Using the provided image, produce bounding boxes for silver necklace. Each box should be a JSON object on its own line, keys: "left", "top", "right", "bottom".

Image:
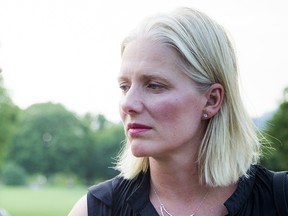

{"left": 153, "top": 187, "right": 209, "bottom": 216}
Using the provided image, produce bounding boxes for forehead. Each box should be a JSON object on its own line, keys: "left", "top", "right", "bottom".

{"left": 119, "top": 39, "right": 181, "bottom": 77}
{"left": 118, "top": 39, "right": 198, "bottom": 91}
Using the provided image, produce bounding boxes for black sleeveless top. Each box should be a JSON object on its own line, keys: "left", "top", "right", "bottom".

{"left": 87, "top": 165, "right": 286, "bottom": 215}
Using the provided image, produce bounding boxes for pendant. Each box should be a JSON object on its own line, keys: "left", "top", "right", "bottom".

{"left": 160, "top": 204, "right": 174, "bottom": 216}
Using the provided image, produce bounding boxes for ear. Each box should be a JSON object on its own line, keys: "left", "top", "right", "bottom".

{"left": 203, "top": 83, "right": 224, "bottom": 119}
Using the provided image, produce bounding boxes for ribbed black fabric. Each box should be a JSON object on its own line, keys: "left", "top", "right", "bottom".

{"left": 87, "top": 165, "right": 285, "bottom": 215}
{"left": 273, "top": 171, "right": 288, "bottom": 215}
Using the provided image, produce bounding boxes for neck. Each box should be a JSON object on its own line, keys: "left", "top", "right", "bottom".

{"left": 148, "top": 157, "right": 236, "bottom": 216}
{"left": 149, "top": 155, "right": 201, "bottom": 187}
{"left": 149, "top": 156, "right": 207, "bottom": 205}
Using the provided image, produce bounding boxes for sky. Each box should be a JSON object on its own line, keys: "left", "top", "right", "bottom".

{"left": 0, "top": 0, "right": 287, "bottom": 122}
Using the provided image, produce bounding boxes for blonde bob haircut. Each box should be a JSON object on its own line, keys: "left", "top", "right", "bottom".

{"left": 115, "top": 7, "right": 261, "bottom": 187}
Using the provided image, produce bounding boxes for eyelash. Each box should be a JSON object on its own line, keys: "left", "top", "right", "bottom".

{"left": 146, "top": 82, "right": 165, "bottom": 90}
{"left": 118, "top": 81, "right": 167, "bottom": 93}
{"left": 119, "top": 83, "right": 130, "bottom": 93}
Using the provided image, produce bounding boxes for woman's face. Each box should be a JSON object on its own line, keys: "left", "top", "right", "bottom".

{"left": 118, "top": 39, "right": 208, "bottom": 159}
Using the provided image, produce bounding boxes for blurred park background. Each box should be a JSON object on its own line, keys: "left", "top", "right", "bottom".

{"left": 0, "top": 74, "right": 125, "bottom": 215}
{"left": 1, "top": 0, "right": 288, "bottom": 215}
{"left": 1, "top": 73, "right": 288, "bottom": 215}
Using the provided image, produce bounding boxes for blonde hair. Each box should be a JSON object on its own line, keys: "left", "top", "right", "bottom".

{"left": 116, "top": 7, "right": 261, "bottom": 187}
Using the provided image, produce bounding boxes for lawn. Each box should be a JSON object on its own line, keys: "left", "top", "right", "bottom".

{"left": 0, "top": 186, "right": 87, "bottom": 216}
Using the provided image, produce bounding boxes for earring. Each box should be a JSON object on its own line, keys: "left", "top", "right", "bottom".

{"left": 203, "top": 113, "right": 208, "bottom": 119}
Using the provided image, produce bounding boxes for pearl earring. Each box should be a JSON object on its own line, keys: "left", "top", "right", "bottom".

{"left": 203, "top": 113, "right": 208, "bottom": 118}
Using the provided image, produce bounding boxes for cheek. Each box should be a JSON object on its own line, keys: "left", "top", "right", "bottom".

{"left": 152, "top": 102, "right": 178, "bottom": 122}
{"left": 150, "top": 96, "right": 203, "bottom": 125}
{"left": 150, "top": 98, "right": 185, "bottom": 121}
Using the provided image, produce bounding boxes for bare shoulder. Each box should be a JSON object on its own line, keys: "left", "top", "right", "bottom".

{"left": 68, "top": 194, "right": 88, "bottom": 216}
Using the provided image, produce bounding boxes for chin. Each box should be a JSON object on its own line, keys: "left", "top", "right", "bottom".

{"left": 130, "top": 141, "right": 151, "bottom": 157}
{"left": 131, "top": 147, "right": 149, "bottom": 158}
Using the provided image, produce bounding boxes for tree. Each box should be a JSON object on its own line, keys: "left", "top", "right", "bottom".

{"left": 261, "top": 87, "right": 288, "bottom": 170}
{"left": 0, "top": 75, "right": 18, "bottom": 166}
{"left": 7, "top": 102, "right": 88, "bottom": 177}
{"left": 80, "top": 114, "right": 124, "bottom": 184}
{"left": 93, "top": 123, "right": 125, "bottom": 180}
{"left": 0, "top": 162, "right": 27, "bottom": 185}
{"left": 6, "top": 103, "right": 125, "bottom": 184}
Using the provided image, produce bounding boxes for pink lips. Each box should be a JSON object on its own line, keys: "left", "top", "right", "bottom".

{"left": 127, "top": 123, "right": 152, "bottom": 136}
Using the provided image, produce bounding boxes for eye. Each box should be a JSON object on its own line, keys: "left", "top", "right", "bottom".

{"left": 146, "top": 82, "right": 167, "bottom": 91}
{"left": 119, "top": 83, "right": 130, "bottom": 93}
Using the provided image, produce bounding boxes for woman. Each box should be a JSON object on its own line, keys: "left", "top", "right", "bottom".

{"left": 69, "top": 7, "right": 285, "bottom": 215}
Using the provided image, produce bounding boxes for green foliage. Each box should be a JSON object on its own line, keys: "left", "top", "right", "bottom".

{"left": 6, "top": 102, "right": 88, "bottom": 177}
{"left": 93, "top": 123, "right": 125, "bottom": 180}
{"left": 79, "top": 114, "right": 124, "bottom": 184}
{"left": 4, "top": 103, "right": 125, "bottom": 184}
{"left": 1, "top": 76, "right": 125, "bottom": 184}
{"left": 0, "top": 75, "right": 19, "bottom": 166}
{"left": 261, "top": 87, "right": 288, "bottom": 170}
{"left": 0, "top": 162, "right": 27, "bottom": 185}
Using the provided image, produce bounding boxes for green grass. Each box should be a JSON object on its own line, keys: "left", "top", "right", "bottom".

{"left": 0, "top": 186, "right": 87, "bottom": 216}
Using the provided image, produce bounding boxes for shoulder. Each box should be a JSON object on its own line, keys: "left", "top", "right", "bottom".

{"left": 245, "top": 165, "right": 275, "bottom": 196}
{"left": 253, "top": 164, "right": 274, "bottom": 186}
{"left": 68, "top": 194, "right": 87, "bottom": 216}
{"left": 225, "top": 165, "right": 279, "bottom": 215}
{"left": 88, "top": 173, "right": 146, "bottom": 206}
{"left": 68, "top": 173, "right": 149, "bottom": 216}
{"left": 252, "top": 164, "right": 288, "bottom": 192}
{"left": 67, "top": 177, "right": 127, "bottom": 216}
{"left": 87, "top": 172, "right": 148, "bottom": 214}
{"left": 88, "top": 175, "right": 125, "bottom": 207}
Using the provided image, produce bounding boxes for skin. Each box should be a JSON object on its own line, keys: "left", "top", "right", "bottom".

{"left": 118, "top": 39, "right": 208, "bottom": 161}
{"left": 68, "top": 194, "right": 87, "bottom": 216}
{"left": 68, "top": 38, "right": 233, "bottom": 215}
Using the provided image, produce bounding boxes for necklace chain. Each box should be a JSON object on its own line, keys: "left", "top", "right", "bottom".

{"left": 153, "top": 186, "right": 209, "bottom": 216}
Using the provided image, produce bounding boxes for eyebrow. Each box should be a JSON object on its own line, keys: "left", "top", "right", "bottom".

{"left": 117, "top": 75, "right": 127, "bottom": 83}
{"left": 118, "top": 72, "right": 170, "bottom": 83}
{"left": 141, "top": 74, "right": 169, "bottom": 82}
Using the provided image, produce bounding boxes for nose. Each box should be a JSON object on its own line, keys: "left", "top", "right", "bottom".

{"left": 119, "top": 86, "right": 143, "bottom": 115}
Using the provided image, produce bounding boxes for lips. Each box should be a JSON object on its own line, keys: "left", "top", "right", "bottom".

{"left": 127, "top": 123, "right": 152, "bottom": 136}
